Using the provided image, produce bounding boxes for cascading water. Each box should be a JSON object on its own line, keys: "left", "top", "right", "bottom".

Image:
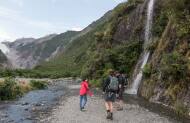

{"left": 126, "top": 0, "right": 155, "bottom": 95}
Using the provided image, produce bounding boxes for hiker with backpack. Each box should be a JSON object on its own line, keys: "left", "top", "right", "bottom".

{"left": 116, "top": 71, "right": 128, "bottom": 111}
{"left": 102, "top": 70, "right": 119, "bottom": 120}
{"left": 79, "top": 79, "right": 93, "bottom": 111}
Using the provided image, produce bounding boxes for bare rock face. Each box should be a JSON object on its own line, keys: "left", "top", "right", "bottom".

{"left": 3, "top": 34, "right": 57, "bottom": 69}
{"left": 0, "top": 49, "right": 10, "bottom": 68}
{"left": 3, "top": 31, "right": 81, "bottom": 69}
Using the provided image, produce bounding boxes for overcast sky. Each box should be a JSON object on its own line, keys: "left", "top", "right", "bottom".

{"left": 0, "top": 0, "right": 125, "bottom": 41}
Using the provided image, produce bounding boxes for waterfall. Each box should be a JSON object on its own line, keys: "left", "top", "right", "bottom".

{"left": 126, "top": 0, "right": 155, "bottom": 95}
{"left": 144, "top": 0, "right": 155, "bottom": 49}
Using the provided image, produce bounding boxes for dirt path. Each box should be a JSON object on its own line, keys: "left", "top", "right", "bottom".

{"left": 40, "top": 84, "right": 178, "bottom": 123}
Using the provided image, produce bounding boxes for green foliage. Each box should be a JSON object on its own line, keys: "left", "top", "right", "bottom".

{"left": 174, "top": 100, "right": 189, "bottom": 116}
{"left": 163, "top": 0, "right": 190, "bottom": 38}
{"left": 143, "top": 64, "right": 152, "bottom": 79}
{"left": 153, "top": 0, "right": 190, "bottom": 38}
{"left": 0, "top": 78, "right": 23, "bottom": 100}
{"left": 166, "top": 84, "right": 187, "bottom": 101}
{"left": 90, "top": 79, "right": 101, "bottom": 88}
{"left": 112, "top": 0, "right": 144, "bottom": 17}
{"left": 0, "top": 68, "right": 77, "bottom": 79}
{"left": 0, "top": 78, "right": 48, "bottom": 100}
{"left": 146, "top": 39, "right": 159, "bottom": 53}
{"left": 153, "top": 10, "right": 169, "bottom": 37}
{"left": 176, "top": 15, "right": 190, "bottom": 38}
{"left": 30, "top": 80, "right": 47, "bottom": 90}
{"left": 141, "top": 79, "right": 155, "bottom": 99}
{"left": 81, "top": 41, "right": 142, "bottom": 79}
{"left": 160, "top": 52, "right": 188, "bottom": 82}
{"left": 95, "top": 32, "right": 104, "bottom": 43}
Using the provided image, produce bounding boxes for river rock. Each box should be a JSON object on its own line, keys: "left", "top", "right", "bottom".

{"left": 25, "top": 108, "right": 29, "bottom": 111}
{"left": 35, "top": 103, "right": 44, "bottom": 106}
{"left": 22, "top": 102, "right": 29, "bottom": 106}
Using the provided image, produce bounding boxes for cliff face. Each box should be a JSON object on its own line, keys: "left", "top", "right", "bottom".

{"left": 139, "top": 0, "right": 190, "bottom": 117}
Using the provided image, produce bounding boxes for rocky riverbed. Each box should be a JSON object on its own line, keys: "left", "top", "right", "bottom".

{"left": 0, "top": 79, "right": 189, "bottom": 123}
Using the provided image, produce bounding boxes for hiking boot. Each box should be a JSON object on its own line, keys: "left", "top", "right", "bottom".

{"left": 80, "top": 107, "right": 84, "bottom": 111}
{"left": 106, "top": 112, "right": 111, "bottom": 119}
{"left": 110, "top": 113, "right": 113, "bottom": 120}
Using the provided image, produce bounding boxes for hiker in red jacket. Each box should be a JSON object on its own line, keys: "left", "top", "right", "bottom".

{"left": 79, "top": 79, "right": 93, "bottom": 111}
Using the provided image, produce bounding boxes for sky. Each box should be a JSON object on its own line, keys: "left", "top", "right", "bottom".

{"left": 0, "top": 0, "right": 125, "bottom": 42}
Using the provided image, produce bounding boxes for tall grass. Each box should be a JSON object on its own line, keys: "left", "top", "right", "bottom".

{"left": 0, "top": 78, "right": 23, "bottom": 100}
{"left": 0, "top": 78, "right": 48, "bottom": 101}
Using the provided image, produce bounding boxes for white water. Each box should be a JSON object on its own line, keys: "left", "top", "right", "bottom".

{"left": 126, "top": 0, "right": 155, "bottom": 95}
{"left": 144, "top": 0, "right": 155, "bottom": 49}
{"left": 0, "top": 42, "right": 9, "bottom": 54}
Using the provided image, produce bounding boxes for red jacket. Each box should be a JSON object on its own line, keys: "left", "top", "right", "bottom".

{"left": 79, "top": 80, "right": 92, "bottom": 96}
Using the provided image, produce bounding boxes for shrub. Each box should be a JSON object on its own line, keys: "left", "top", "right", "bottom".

{"left": 18, "top": 80, "right": 32, "bottom": 93}
{"left": 153, "top": 10, "right": 169, "bottom": 37}
{"left": 174, "top": 100, "right": 189, "bottom": 116}
{"left": 160, "top": 52, "right": 188, "bottom": 82}
{"left": 81, "top": 41, "right": 142, "bottom": 79}
{"left": 141, "top": 79, "right": 155, "bottom": 99}
{"left": 166, "top": 84, "right": 185, "bottom": 101}
{"left": 146, "top": 39, "right": 159, "bottom": 53}
{"left": 30, "top": 80, "right": 47, "bottom": 90}
{"left": 143, "top": 64, "right": 152, "bottom": 79}
{"left": 0, "top": 78, "right": 23, "bottom": 100}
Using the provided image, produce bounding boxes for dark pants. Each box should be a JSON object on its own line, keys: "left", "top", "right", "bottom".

{"left": 118, "top": 87, "right": 124, "bottom": 100}
{"left": 80, "top": 94, "right": 87, "bottom": 109}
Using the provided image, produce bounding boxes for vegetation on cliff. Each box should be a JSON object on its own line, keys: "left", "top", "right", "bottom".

{"left": 141, "top": 0, "right": 190, "bottom": 117}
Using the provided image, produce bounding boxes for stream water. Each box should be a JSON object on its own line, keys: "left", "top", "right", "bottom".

{"left": 0, "top": 79, "right": 68, "bottom": 123}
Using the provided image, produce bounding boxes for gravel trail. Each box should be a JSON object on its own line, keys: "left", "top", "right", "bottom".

{"left": 41, "top": 84, "right": 177, "bottom": 123}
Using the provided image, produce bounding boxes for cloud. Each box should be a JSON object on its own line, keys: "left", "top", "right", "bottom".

{"left": 0, "top": 28, "right": 16, "bottom": 41}
{"left": 51, "top": 0, "right": 58, "bottom": 4}
{"left": 11, "top": 0, "right": 24, "bottom": 7}
{"left": 0, "top": 6, "right": 64, "bottom": 39}
{"left": 71, "top": 27, "right": 82, "bottom": 31}
{"left": 0, "top": 6, "right": 21, "bottom": 19}
{"left": 113, "top": 0, "right": 126, "bottom": 3}
{"left": 0, "top": 29, "right": 11, "bottom": 40}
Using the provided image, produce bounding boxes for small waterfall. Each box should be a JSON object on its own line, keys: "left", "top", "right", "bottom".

{"left": 126, "top": 0, "right": 155, "bottom": 95}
